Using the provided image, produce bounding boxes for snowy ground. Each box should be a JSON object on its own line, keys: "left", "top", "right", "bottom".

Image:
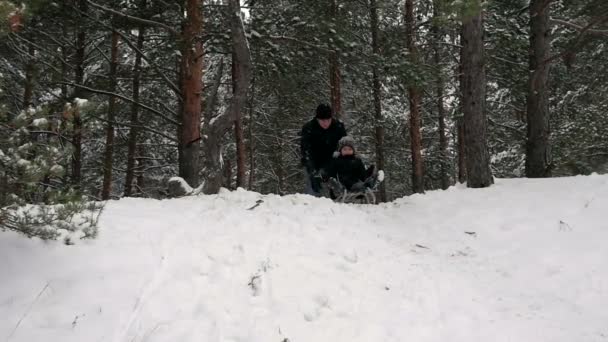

{"left": 2, "top": 175, "right": 608, "bottom": 342}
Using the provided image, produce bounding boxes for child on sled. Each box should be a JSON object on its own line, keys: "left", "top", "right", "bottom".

{"left": 322, "top": 136, "right": 382, "bottom": 200}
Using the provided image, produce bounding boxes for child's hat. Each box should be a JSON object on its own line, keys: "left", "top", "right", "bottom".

{"left": 338, "top": 136, "right": 356, "bottom": 152}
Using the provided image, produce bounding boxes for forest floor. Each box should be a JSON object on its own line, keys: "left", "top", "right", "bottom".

{"left": 2, "top": 174, "right": 608, "bottom": 342}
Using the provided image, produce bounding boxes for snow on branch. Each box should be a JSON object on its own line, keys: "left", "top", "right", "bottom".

{"left": 551, "top": 17, "right": 608, "bottom": 36}
{"left": 86, "top": 0, "right": 179, "bottom": 36}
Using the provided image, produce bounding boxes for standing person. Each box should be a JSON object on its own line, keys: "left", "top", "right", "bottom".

{"left": 300, "top": 103, "right": 347, "bottom": 196}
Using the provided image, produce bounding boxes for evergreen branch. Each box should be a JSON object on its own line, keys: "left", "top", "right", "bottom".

{"left": 550, "top": 18, "right": 608, "bottom": 36}
{"left": 74, "top": 6, "right": 182, "bottom": 98}
{"left": 266, "top": 35, "right": 335, "bottom": 53}
{"left": 92, "top": 116, "right": 178, "bottom": 143}
{"left": 112, "top": 29, "right": 182, "bottom": 99}
{"left": 58, "top": 82, "right": 179, "bottom": 126}
{"left": 544, "top": 15, "right": 608, "bottom": 65}
{"left": 86, "top": 0, "right": 179, "bottom": 36}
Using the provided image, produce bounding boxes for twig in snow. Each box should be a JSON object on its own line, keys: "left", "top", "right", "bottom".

{"left": 559, "top": 220, "right": 573, "bottom": 231}
{"left": 415, "top": 244, "right": 430, "bottom": 249}
{"left": 247, "top": 199, "right": 263, "bottom": 210}
{"left": 465, "top": 231, "right": 477, "bottom": 237}
{"left": 7, "top": 282, "right": 49, "bottom": 340}
{"left": 71, "top": 314, "right": 85, "bottom": 328}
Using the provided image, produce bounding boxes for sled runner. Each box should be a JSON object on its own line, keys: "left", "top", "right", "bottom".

{"left": 326, "top": 170, "right": 385, "bottom": 205}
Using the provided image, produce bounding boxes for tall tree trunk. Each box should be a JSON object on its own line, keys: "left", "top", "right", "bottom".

{"left": 369, "top": 0, "right": 386, "bottom": 202}
{"left": 328, "top": 0, "right": 342, "bottom": 119}
{"left": 125, "top": 24, "right": 146, "bottom": 197}
{"left": 223, "top": 159, "right": 233, "bottom": 189}
{"left": 461, "top": 4, "right": 493, "bottom": 188}
{"left": 136, "top": 142, "right": 146, "bottom": 193}
{"left": 457, "top": 29, "right": 467, "bottom": 184}
{"left": 201, "top": 0, "right": 252, "bottom": 194}
{"left": 71, "top": 0, "right": 87, "bottom": 186}
{"left": 232, "top": 50, "right": 247, "bottom": 188}
{"left": 525, "top": 0, "right": 552, "bottom": 177}
{"left": 247, "top": 77, "right": 256, "bottom": 191}
{"left": 457, "top": 118, "right": 467, "bottom": 183}
{"left": 101, "top": 30, "right": 119, "bottom": 200}
{"left": 405, "top": 0, "right": 424, "bottom": 194}
{"left": 433, "top": 0, "right": 449, "bottom": 190}
{"left": 59, "top": 14, "right": 70, "bottom": 185}
{"left": 23, "top": 44, "right": 35, "bottom": 109}
{"left": 178, "top": 0, "right": 204, "bottom": 187}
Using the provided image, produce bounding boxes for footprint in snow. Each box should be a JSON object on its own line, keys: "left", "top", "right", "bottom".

{"left": 343, "top": 250, "right": 358, "bottom": 263}
{"left": 303, "top": 294, "right": 330, "bottom": 322}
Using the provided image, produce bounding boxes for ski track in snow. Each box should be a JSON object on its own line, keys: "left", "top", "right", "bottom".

{"left": 1, "top": 175, "right": 608, "bottom": 342}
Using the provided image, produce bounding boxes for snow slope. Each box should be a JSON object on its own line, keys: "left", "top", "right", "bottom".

{"left": 2, "top": 175, "right": 608, "bottom": 342}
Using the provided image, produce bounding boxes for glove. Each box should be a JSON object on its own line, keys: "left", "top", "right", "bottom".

{"left": 351, "top": 181, "right": 366, "bottom": 192}
{"left": 310, "top": 174, "right": 322, "bottom": 193}
{"left": 318, "top": 168, "right": 329, "bottom": 182}
{"left": 302, "top": 158, "right": 314, "bottom": 175}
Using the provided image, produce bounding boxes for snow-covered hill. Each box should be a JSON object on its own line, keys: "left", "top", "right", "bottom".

{"left": 2, "top": 175, "right": 608, "bottom": 342}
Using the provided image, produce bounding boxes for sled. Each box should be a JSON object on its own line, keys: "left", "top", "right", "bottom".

{"left": 326, "top": 170, "right": 384, "bottom": 205}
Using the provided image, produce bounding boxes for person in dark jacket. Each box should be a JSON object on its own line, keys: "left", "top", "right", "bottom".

{"left": 300, "top": 103, "right": 347, "bottom": 196}
{"left": 324, "top": 136, "right": 371, "bottom": 193}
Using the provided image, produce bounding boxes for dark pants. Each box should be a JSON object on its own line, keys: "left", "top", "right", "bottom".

{"left": 304, "top": 169, "right": 322, "bottom": 197}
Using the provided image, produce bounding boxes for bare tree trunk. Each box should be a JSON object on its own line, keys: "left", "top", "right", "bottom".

{"left": 329, "top": 0, "right": 342, "bottom": 119}
{"left": 59, "top": 25, "right": 70, "bottom": 181}
{"left": 461, "top": 4, "right": 493, "bottom": 188}
{"left": 71, "top": 0, "right": 87, "bottom": 186}
{"left": 178, "top": 0, "right": 204, "bottom": 187}
{"left": 101, "top": 30, "right": 119, "bottom": 200}
{"left": 247, "top": 77, "right": 256, "bottom": 191}
{"left": 457, "top": 118, "right": 467, "bottom": 183}
{"left": 223, "top": 159, "right": 233, "bottom": 189}
{"left": 232, "top": 51, "right": 247, "bottom": 188}
{"left": 201, "top": 0, "right": 252, "bottom": 194}
{"left": 124, "top": 24, "right": 146, "bottom": 197}
{"left": 457, "top": 30, "right": 467, "bottom": 184}
{"left": 405, "top": 0, "right": 424, "bottom": 194}
{"left": 369, "top": 0, "right": 387, "bottom": 202}
{"left": 433, "top": 0, "right": 449, "bottom": 190}
{"left": 136, "top": 142, "right": 145, "bottom": 193}
{"left": 526, "top": 0, "right": 552, "bottom": 177}
{"left": 23, "top": 44, "right": 35, "bottom": 109}
{"left": 276, "top": 133, "right": 284, "bottom": 194}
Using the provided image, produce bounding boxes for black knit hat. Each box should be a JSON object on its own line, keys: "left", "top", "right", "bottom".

{"left": 315, "top": 103, "right": 333, "bottom": 119}
{"left": 338, "top": 136, "right": 356, "bottom": 153}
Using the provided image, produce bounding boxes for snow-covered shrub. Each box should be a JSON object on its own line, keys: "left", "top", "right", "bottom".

{"left": 1, "top": 105, "right": 102, "bottom": 240}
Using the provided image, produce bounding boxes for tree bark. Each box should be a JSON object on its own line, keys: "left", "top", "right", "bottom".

{"left": 23, "top": 44, "right": 35, "bottom": 109}
{"left": 223, "top": 159, "right": 233, "bottom": 189}
{"left": 101, "top": 31, "right": 118, "bottom": 200}
{"left": 328, "top": 0, "right": 342, "bottom": 119}
{"left": 178, "top": 0, "right": 204, "bottom": 188}
{"left": 101, "top": 30, "right": 119, "bottom": 200}
{"left": 525, "top": 0, "right": 552, "bottom": 177}
{"left": 71, "top": 0, "right": 87, "bottom": 186}
{"left": 124, "top": 24, "right": 146, "bottom": 197}
{"left": 461, "top": 4, "right": 493, "bottom": 188}
{"left": 201, "top": 0, "right": 252, "bottom": 194}
{"left": 433, "top": 0, "right": 450, "bottom": 190}
{"left": 232, "top": 50, "right": 247, "bottom": 188}
{"left": 405, "top": 0, "right": 424, "bottom": 194}
{"left": 369, "top": 0, "right": 386, "bottom": 202}
{"left": 457, "top": 118, "right": 467, "bottom": 183}
{"left": 247, "top": 77, "right": 256, "bottom": 191}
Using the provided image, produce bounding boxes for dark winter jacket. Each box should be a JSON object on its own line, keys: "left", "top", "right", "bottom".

{"left": 325, "top": 154, "right": 367, "bottom": 190}
{"left": 300, "top": 118, "right": 347, "bottom": 172}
